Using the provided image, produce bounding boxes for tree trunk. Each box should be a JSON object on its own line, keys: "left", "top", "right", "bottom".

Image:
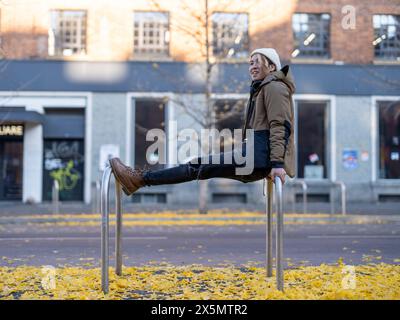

{"left": 198, "top": 0, "right": 211, "bottom": 214}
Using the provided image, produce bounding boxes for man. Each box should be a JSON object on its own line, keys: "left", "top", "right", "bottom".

{"left": 110, "top": 48, "right": 296, "bottom": 196}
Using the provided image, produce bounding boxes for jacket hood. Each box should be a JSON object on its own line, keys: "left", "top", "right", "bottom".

{"left": 261, "top": 65, "right": 296, "bottom": 94}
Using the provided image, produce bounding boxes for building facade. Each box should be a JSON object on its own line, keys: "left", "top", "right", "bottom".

{"left": 0, "top": 0, "right": 399, "bottom": 206}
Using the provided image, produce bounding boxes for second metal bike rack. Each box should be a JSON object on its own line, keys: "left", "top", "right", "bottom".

{"left": 101, "top": 165, "right": 123, "bottom": 294}
{"left": 330, "top": 181, "right": 346, "bottom": 216}
{"left": 92, "top": 180, "right": 101, "bottom": 213}
{"left": 287, "top": 179, "right": 308, "bottom": 214}
{"left": 52, "top": 180, "right": 60, "bottom": 215}
{"left": 265, "top": 177, "right": 284, "bottom": 291}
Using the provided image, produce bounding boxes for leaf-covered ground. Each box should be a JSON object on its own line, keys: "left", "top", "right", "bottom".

{"left": 0, "top": 212, "right": 391, "bottom": 229}
{"left": 1, "top": 262, "right": 399, "bottom": 300}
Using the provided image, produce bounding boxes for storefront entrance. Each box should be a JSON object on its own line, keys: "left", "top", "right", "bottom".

{"left": 0, "top": 125, "right": 24, "bottom": 200}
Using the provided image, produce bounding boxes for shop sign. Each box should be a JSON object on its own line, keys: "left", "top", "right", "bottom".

{"left": 0, "top": 124, "right": 24, "bottom": 136}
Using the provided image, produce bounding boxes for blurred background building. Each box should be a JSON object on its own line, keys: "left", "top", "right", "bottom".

{"left": 0, "top": 0, "right": 399, "bottom": 207}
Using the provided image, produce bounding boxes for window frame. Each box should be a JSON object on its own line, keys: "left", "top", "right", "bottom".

{"left": 211, "top": 11, "right": 250, "bottom": 60}
{"left": 293, "top": 94, "right": 336, "bottom": 181}
{"left": 292, "top": 12, "right": 331, "bottom": 60}
{"left": 132, "top": 10, "right": 170, "bottom": 59}
{"left": 373, "top": 14, "right": 400, "bottom": 61}
{"left": 372, "top": 96, "right": 400, "bottom": 182}
{"left": 48, "top": 9, "right": 88, "bottom": 57}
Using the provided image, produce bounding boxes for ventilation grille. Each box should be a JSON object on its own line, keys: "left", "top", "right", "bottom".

{"left": 212, "top": 193, "right": 247, "bottom": 203}
{"left": 378, "top": 194, "right": 400, "bottom": 203}
{"left": 132, "top": 193, "right": 167, "bottom": 204}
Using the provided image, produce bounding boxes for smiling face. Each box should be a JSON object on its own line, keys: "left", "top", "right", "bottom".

{"left": 249, "top": 53, "right": 275, "bottom": 81}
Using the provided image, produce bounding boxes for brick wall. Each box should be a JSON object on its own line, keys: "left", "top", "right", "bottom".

{"left": 0, "top": 0, "right": 399, "bottom": 63}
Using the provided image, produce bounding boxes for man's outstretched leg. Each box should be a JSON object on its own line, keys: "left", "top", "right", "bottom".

{"left": 109, "top": 157, "right": 200, "bottom": 196}
{"left": 109, "top": 155, "right": 269, "bottom": 196}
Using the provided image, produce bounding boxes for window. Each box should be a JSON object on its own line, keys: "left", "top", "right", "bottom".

{"left": 212, "top": 12, "right": 249, "bottom": 59}
{"left": 378, "top": 100, "right": 400, "bottom": 179}
{"left": 0, "top": 9, "right": 2, "bottom": 50}
{"left": 292, "top": 13, "right": 330, "bottom": 58}
{"left": 133, "top": 11, "right": 169, "bottom": 57}
{"left": 296, "top": 101, "right": 328, "bottom": 179}
{"left": 134, "top": 99, "right": 166, "bottom": 170}
{"left": 373, "top": 15, "right": 400, "bottom": 60}
{"left": 214, "top": 99, "right": 245, "bottom": 152}
{"left": 49, "top": 10, "right": 87, "bottom": 56}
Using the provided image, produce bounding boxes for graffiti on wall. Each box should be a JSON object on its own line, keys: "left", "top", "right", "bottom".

{"left": 43, "top": 140, "right": 84, "bottom": 201}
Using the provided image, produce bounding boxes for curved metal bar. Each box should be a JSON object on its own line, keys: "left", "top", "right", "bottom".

{"left": 299, "top": 180, "right": 308, "bottom": 214}
{"left": 330, "top": 181, "right": 347, "bottom": 216}
{"left": 52, "top": 180, "right": 60, "bottom": 215}
{"left": 275, "top": 177, "right": 284, "bottom": 291}
{"left": 335, "top": 181, "right": 346, "bottom": 216}
{"left": 265, "top": 177, "right": 285, "bottom": 291}
{"left": 115, "top": 181, "right": 123, "bottom": 275}
{"left": 288, "top": 179, "right": 308, "bottom": 214}
{"left": 101, "top": 166, "right": 112, "bottom": 294}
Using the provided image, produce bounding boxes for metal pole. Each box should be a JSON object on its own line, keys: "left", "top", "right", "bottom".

{"left": 289, "top": 180, "right": 308, "bottom": 214}
{"left": 115, "top": 181, "right": 123, "bottom": 275}
{"left": 336, "top": 181, "right": 346, "bottom": 216}
{"left": 96, "top": 181, "right": 101, "bottom": 213}
{"left": 101, "top": 166, "right": 112, "bottom": 294}
{"left": 266, "top": 178, "right": 273, "bottom": 277}
{"left": 275, "top": 177, "right": 284, "bottom": 291}
{"left": 300, "top": 180, "right": 308, "bottom": 214}
{"left": 52, "top": 180, "right": 59, "bottom": 215}
{"left": 92, "top": 181, "right": 101, "bottom": 213}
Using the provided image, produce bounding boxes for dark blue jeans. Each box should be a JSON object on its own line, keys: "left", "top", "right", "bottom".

{"left": 143, "top": 150, "right": 270, "bottom": 186}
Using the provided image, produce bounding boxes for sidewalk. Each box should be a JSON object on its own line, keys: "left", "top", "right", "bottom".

{"left": 0, "top": 201, "right": 399, "bottom": 216}
{"left": 1, "top": 211, "right": 400, "bottom": 227}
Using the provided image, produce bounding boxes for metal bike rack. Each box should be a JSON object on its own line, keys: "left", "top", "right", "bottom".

{"left": 330, "top": 181, "right": 346, "bottom": 216}
{"left": 100, "top": 166, "right": 284, "bottom": 293}
{"left": 101, "top": 165, "right": 123, "bottom": 294}
{"left": 52, "top": 180, "right": 60, "bottom": 215}
{"left": 92, "top": 180, "right": 101, "bottom": 213}
{"left": 265, "top": 177, "right": 284, "bottom": 291}
{"left": 287, "top": 179, "right": 308, "bottom": 214}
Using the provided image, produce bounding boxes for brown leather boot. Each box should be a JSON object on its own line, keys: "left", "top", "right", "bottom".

{"left": 109, "top": 158, "right": 147, "bottom": 196}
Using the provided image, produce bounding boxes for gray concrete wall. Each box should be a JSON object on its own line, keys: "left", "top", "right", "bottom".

{"left": 91, "top": 93, "right": 127, "bottom": 184}
{"left": 335, "top": 96, "right": 374, "bottom": 202}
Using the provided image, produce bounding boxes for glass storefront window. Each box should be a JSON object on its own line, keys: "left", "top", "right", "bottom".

{"left": 296, "top": 101, "right": 328, "bottom": 179}
{"left": 134, "top": 99, "right": 166, "bottom": 170}
{"left": 43, "top": 139, "right": 85, "bottom": 201}
{"left": 378, "top": 100, "right": 400, "bottom": 179}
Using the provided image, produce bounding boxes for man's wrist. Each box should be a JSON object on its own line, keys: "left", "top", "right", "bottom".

{"left": 270, "top": 161, "right": 284, "bottom": 169}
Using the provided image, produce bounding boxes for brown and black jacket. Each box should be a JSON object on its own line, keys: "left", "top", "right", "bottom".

{"left": 242, "top": 65, "right": 296, "bottom": 177}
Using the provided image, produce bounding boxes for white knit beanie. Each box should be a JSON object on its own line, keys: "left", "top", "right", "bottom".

{"left": 250, "top": 48, "right": 282, "bottom": 71}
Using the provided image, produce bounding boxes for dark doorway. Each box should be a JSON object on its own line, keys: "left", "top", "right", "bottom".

{"left": 0, "top": 140, "right": 23, "bottom": 200}
{"left": 297, "top": 101, "right": 328, "bottom": 179}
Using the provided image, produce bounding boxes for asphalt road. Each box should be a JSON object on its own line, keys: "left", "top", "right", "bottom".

{"left": 1, "top": 222, "right": 399, "bottom": 268}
